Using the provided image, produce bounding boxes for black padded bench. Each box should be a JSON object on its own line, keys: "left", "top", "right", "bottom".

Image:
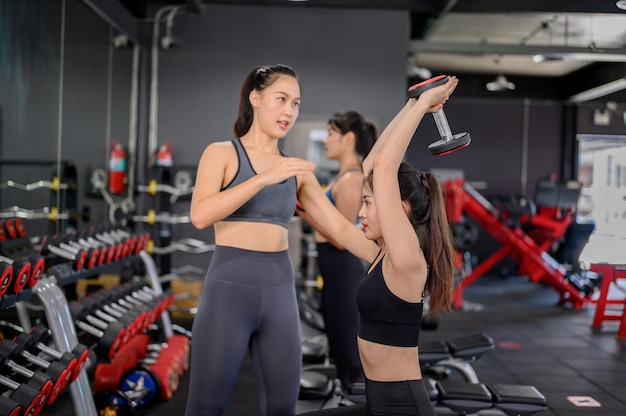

{"left": 420, "top": 332, "right": 495, "bottom": 383}
{"left": 425, "top": 378, "right": 548, "bottom": 416}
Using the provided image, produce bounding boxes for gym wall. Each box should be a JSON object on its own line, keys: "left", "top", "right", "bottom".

{"left": 0, "top": 0, "right": 133, "bottom": 237}
{"left": 2, "top": 1, "right": 625, "bottom": 270}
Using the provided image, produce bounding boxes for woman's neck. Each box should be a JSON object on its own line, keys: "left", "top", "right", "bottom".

{"left": 338, "top": 153, "right": 362, "bottom": 174}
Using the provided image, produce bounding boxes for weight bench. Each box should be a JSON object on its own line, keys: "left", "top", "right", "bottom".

{"left": 300, "top": 332, "right": 495, "bottom": 406}
{"left": 420, "top": 332, "right": 495, "bottom": 383}
{"left": 426, "top": 378, "right": 548, "bottom": 416}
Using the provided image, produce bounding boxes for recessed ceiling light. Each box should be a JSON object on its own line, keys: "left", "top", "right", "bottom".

{"left": 617, "top": 1, "right": 626, "bottom": 11}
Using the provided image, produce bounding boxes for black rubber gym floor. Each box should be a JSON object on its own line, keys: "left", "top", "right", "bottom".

{"left": 41, "top": 272, "right": 626, "bottom": 415}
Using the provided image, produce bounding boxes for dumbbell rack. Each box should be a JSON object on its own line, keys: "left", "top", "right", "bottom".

{"left": 27, "top": 250, "right": 173, "bottom": 416}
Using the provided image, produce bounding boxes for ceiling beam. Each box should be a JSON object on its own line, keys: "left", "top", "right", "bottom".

{"left": 409, "top": 40, "right": 626, "bottom": 58}
{"left": 450, "top": 0, "right": 626, "bottom": 14}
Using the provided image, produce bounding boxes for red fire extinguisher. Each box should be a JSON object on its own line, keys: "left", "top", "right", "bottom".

{"left": 109, "top": 140, "right": 127, "bottom": 195}
{"left": 155, "top": 142, "right": 173, "bottom": 167}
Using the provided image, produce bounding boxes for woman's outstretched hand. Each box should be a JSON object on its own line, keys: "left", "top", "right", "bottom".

{"left": 421, "top": 76, "right": 459, "bottom": 113}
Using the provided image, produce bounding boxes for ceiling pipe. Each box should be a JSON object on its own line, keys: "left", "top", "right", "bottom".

{"left": 81, "top": 0, "right": 142, "bottom": 45}
{"left": 416, "top": 0, "right": 459, "bottom": 39}
{"left": 409, "top": 40, "right": 626, "bottom": 59}
{"left": 568, "top": 78, "right": 626, "bottom": 102}
{"left": 148, "top": 5, "right": 187, "bottom": 163}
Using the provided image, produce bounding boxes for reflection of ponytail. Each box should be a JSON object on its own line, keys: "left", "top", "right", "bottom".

{"left": 328, "top": 111, "right": 378, "bottom": 159}
{"left": 396, "top": 163, "right": 454, "bottom": 317}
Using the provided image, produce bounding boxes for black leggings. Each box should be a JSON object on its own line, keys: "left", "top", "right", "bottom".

{"left": 298, "top": 379, "right": 436, "bottom": 416}
{"left": 316, "top": 243, "right": 364, "bottom": 384}
{"left": 184, "top": 246, "right": 302, "bottom": 416}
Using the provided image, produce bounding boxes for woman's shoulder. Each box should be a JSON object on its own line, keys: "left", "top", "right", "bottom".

{"left": 198, "top": 139, "right": 237, "bottom": 165}
{"left": 203, "top": 139, "right": 237, "bottom": 153}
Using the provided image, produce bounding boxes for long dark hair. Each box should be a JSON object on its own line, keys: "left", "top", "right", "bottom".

{"left": 233, "top": 64, "right": 298, "bottom": 137}
{"left": 365, "top": 162, "right": 455, "bottom": 317}
{"left": 328, "top": 111, "right": 378, "bottom": 159}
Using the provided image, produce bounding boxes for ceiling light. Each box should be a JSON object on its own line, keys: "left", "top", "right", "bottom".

{"left": 617, "top": 1, "right": 626, "bottom": 11}
{"left": 568, "top": 78, "right": 626, "bottom": 103}
{"left": 533, "top": 52, "right": 626, "bottom": 63}
{"left": 486, "top": 74, "right": 516, "bottom": 92}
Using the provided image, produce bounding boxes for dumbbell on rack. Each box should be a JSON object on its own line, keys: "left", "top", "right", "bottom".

{"left": 14, "top": 325, "right": 89, "bottom": 382}
{"left": 0, "top": 395, "right": 22, "bottom": 416}
{"left": 0, "top": 373, "right": 45, "bottom": 416}
{"left": 2, "top": 219, "right": 27, "bottom": 240}
{"left": 68, "top": 301, "right": 127, "bottom": 359}
{"left": 0, "top": 254, "right": 31, "bottom": 296}
{"left": 0, "top": 340, "right": 56, "bottom": 409}
{"left": 39, "top": 235, "right": 87, "bottom": 271}
{"left": 82, "top": 295, "right": 144, "bottom": 339}
{"left": 76, "top": 231, "right": 116, "bottom": 265}
{"left": 58, "top": 235, "right": 101, "bottom": 270}
{"left": 0, "top": 339, "right": 72, "bottom": 405}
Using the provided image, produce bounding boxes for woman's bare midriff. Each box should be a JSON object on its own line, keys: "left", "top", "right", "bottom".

{"left": 358, "top": 337, "right": 423, "bottom": 382}
{"left": 214, "top": 221, "right": 290, "bottom": 252}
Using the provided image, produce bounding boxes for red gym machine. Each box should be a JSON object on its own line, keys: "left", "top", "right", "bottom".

{"left": 444, "top": 178, "right": 597, "bottom": 310}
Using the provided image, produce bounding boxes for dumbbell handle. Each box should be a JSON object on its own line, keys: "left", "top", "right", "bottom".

{"left": 19, "top": 349, "right": 53, "bottom": 369}
{"left": 0, "top": 373, "right": 20, "bottom": 390}
{"left": 75, "top": 320, "right": 105, "bottom": 338}
{"left": 102, "top": 304, "right": 124, "bottom": 318}
{"left": 46, "top": 244, "right": 79, "bottom": 261}
{"left": 5, "top": 358, "right": 38, "bottom": 379}
{"left": 433, "top": 109, "right": 454, "bottom": 142}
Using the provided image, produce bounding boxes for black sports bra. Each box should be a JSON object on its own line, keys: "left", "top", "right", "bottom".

{"left": 356, "top": 255, "right": 424, "bottom": 347}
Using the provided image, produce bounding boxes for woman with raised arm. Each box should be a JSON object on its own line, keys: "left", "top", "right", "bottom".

{"left": 297, "top": 76, "right": 459, "bottom": 415}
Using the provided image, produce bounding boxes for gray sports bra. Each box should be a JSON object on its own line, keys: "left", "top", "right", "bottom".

{"left": 221, "top": 138, "right": 297, "bottom": 229}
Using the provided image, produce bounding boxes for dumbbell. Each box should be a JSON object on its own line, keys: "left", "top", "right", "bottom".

{"left": 0, "top": 336, "right": 74, "bottom": 404}
{"left": 14, "top": 326, "right": 88, "bottom": 382}
{"left": 121, "top": 292, "right": 169, "bottom": 330}
{"left": 93, "top": 334, "right": 150, "bottom": 394}
{"left": 0, "top": 262, "right": 14, "bottom": 298}
{"left": 3, "top": 219, "right": 27, "bottom": 239}
{"left": 408, "top": 75, "right": 471, "bottom": 156}
{"left": 0, "top": 395, "right": 22, "bottom": 416}
{"left": 75, "top": 298, "right": 135, "bottom": 343}
{"left": 89, "top": 227, "right": 126, "bottom": 261}
{"left": 77, "top": 231, "right": 115, "bottom": 264}
{"left": 106, "top": 292, "right": 155, "bottom": 333}
{"left": 68, "top": 301, "right": 127, "bottom": 359}
{"left": 0, "top": 373, "right": 45, "bottom": 416}
{"left": 0, "top": 340, "right": 56, "bottom": 407}
{"left": 58, "top": 235, "right": 100, "bottom": 269}
{"left": 0, "top": 254, "right": 32, "bottom": 296}
{"left": 67, "top": 233, "right": 106, "bottom": 267}
{"left": 120, "top": 357, "right": 180, "bottom": 407}
{"left": 86, "top": 294, "right": 145, "bottom": 338}
{"left": 39, "top": 235, "right": 87, "bottom": 271}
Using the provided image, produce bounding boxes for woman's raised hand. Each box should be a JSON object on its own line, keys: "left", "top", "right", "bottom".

{"left": 420, "top": 76, "right": 459, "bottom": 113}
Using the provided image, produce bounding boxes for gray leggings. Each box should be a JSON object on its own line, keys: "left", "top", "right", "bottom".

{"left": 184, "top": 246, "right": 302, "bottom": 416}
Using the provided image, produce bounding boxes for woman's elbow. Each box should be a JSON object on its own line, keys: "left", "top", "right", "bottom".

{"left": 190, "top": 210, "right": 211, "bottom": 230}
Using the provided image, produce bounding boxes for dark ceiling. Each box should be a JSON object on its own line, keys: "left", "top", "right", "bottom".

{"left": 94, "top": 0, "right": 626, "bottom": 102}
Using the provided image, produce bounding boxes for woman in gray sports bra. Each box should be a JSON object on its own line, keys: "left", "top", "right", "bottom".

{"left": 298, "top": 77, "right": 460, "bottom": 416}
{"left": 185, "top": 64, "right": 380, "bottom": 416}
